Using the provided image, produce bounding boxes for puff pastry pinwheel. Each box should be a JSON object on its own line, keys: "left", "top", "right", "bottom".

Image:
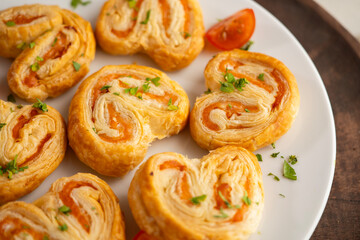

{"left": 68, "top": 65, "right": 190, "bottom": 177}
{"left": 0, "top": 4, "right": 96, "bottom": 102}
{"left": 190, "top": 49, "right": 300, "bottom": 151}
{"left": 128, "top": 145, "right": 264, "bottom": 240}
{"left": 95, "top": 0, "right": 204, "bottom": 71}
{"left": 0, "top": 99, "right": 66, "bottom": 204}
{"left": 0, "top": 173, "right": 125, "bottom": 240}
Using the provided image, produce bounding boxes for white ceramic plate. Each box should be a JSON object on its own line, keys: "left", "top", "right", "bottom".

{"left": 0, "top": 0, "right": 336, "bottom": 239}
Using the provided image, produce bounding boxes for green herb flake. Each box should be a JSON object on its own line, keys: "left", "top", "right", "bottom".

{"left": 29, "top": 42, "right": 35, "bottom": 49}
{"left": 146, "top": 77, "right": 160, "bottom": 86}
{"left": 0, "top": 123, "right": 6, "bottom": 129}
{"left": 271, "top": 152, "right": 280, "bottom": 158}
{"left": 204, "top": 88, "right": 212, "bottom": 94}
{"left": 245, "top": 108, "right": 250, "bottom": 112}
{"left": 279, "top": 193, "right": 285, "bottom": 198}
{"left": 128, "top": 0, "right": 137, "bottom": 8}
{"left": 283, "top": 160, "right": 297, "bottom": 180}
{"left": 214, "top": 207, "right": 228, "bottom": 218}
{"left": 59, "top": 205, "right": 71, "bottom": 215}
{"left": 16, "top": 42, "right": 27, "bottom": 50}
{"left": 43, "top": 236, "right": 50, "bottom": 240}
{"left": 58, "top": 223, "right": 68, "bottom": 231}
{"left": 240, "top": 40, "right": 254, "bottom": 51}
{"left": 36, "top": 56, "right": 43, "bottom": 62}
{"left": 30, "top": 62, "right": 40, "bottom": 72}
{"left": 224, "top": 71, "right": 235, "bottom": 83}
{"left": 92, "top": 127, "right": 97, "bottom": 134}
{"left": 52, "top": 37, "right": 58, "bottom": 47}
{"left": 190, "top": 194, "right": 207, "bottom": 205}
{"left": 136, "top": 92, "right": 143, "bottom": 100}
{"left": 257, "top": 73, "right": 264, "bottom": 81}
{"left": 218, "top": 191, "right": 241, "bottom": 209}
{"left": 113, "top": 92, "right": 120, "bottom": 96}
{"left": 71, "top": 0, "right": 91, "bottom": 9}
{"left": 228, "top": 104, "right": 232, "bottom": 109}
{"left": 256, "top": 154, "right": 262, "bottom": 162}
{"left": 100, "top": 85, "right": 111, "bottom": 91}
{"left": 242, "top": 191, "right": 251, "bottom": 206}
{"left": 2, "top": 154, "right": 28, "bottom": 180}
{"left": 22, "top": 225, "right": 30, "bottom": 229}
{"left": 184, "top": 32, "right": 191, "bottom": 39}
{"left": 32, "top": 98, "right": 48, "bottom": 112}
{"left": 5, "top": 21, "right": 16, "bottom": 27}
{"left": 7, "top": 94, "right": 16, "bottom": 103}
{"left": 234, "top": 78, "right": 248, "bottom": 91}
{"left": 72, "top": 61, "right": 81, "bottom": 72}
{"left": 91, "top": 206, "right": 96, "bottom": 210}
{"left": 167, "top": 98, "right": 178, "bottom": 111}
{"left": 268, "top": 173, "right": 280, "bottom": 181}
{"left": 288, "top": 155, "right": 298, "bottom": 165}
{"left": 10, "top": 108, "right": 14, "bottom": 113}
{"left": 140, "top": 10, "right": 151, "bottom": 24}
{"left": 142, "top": 82, "right": 151, "bottom": 92}
{"left": 271, "top": 142, "right": 276, "bottom": 149}
{"left": 219, "top": 81, "right": 235, "bottom": 93}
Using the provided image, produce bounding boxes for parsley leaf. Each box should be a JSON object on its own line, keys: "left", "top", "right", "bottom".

{"left": 16, "top": 42, "right": 27, "bottom": 50}
{"left": 257, "top": 73, "right": 264, "bottom": 81}
{"left": 146, "top": 77, "right": 160, "bottom": 86}
{"left": 279, "top": 193, "right": 285, "bottom": 198}
{"left": 219, "top": 81, "right": 235, "bottom": 93}
{"left": 214, "top": 207, "right": 229, "bottom": 218}
{"left": 288, "top": 155, "right": 298, "bottom": 165}
{"left": 128, "top": 0, "right": 137, "bottom": 8}
{"left": 140, "top": 10, "right": 151, "bottom": 24}
{"left": 7, "top": 94, "right": 16, "bottom": 103}
{"left": 142, "top": 82, "right": 150, "bottom": 92}
{"left": 0, "top": 123, "right": 6, "bottom": 130}
{"left": 124, "top": 87, "right": 138, "bottom": 96}
{"left": 32, "top": 98, "right": 48, "bottom": 112}
{"left": 184, "top": 32, "right": 191, "bottom": 39}
{"left": 190, "top": 194, "right": 207, "bottom": 205}
{"left": 240, "top": 40, "right": 254, "bottom": 51}
{"left": 29, "top": 42, "right": 35, "bottom": 49}
{"left": 113, "top": 92, "right": 120, "bottom": 96}
{"left": 100, "top": 85, "right": 111, "bottom": 91}
{"left": 204, "top": 88, "right": 211, "bottom": 94}
{"left": 92, "top": 127, "right": 97, "bottom": 134}
{"left": 71, "top": 0, "right": 91, "bottom": 9}
{"left": 30, "top": 62, "right": 40, "bottom": 72}
{"left": 244, "top": 108, "right": 250, "bottom": 112}
{"left": 271, "top": 152, "right": 280, "bottom": 158}
{"left": 1, "top": 154, "right": 28, "bottom": 180}
{"left": 227, "top": 104, "right": 232, "bottom": 109}
{"left": 283, "top": 160, "right": 297, "bottom": 180}
{"left": 58, "top": 205, "right": 71, "bottom": 215}
{"left": 58, "top": 223, "right": 68, "bottom": 231}
{"left": 256, "top": 153, "right": 262, "bottom": 162}
{"left": 271, "top": 142, "right": 276, "bottom": 149}
{"left": 268, "top": 173, "right": 280, "bottom": 181}
{"left": 224, "top": 71, "right": 235, "bottom": 83}
{"left": 5, "top": 21, "right": 16, "bottom": 27}
{"left": 242, "top": 191, "right": 251, "bottom": 205}
{"left": 72, "top": 61, "right": 81, "bottom": 72}
{"left": 52, "top": 37, "right": 58, "bottom": 47}
{"left": 167, "top": 98, "right": 178, "bottom": 111}
{"left": 234, "top": 78, "right": 248, "bottom": 91}
{"left": 218, "top": 191, "right": 241, "bottom": 209}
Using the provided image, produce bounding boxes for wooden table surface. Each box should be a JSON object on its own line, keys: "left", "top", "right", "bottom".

{"left": 255, "top": 0, "right": 360, "bottom": 239}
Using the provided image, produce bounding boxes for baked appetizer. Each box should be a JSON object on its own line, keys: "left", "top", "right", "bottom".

{"left": 0, "top": 173, "right": 125, "bottom": 240}
{"left": 95, "top": 0, "right": 204, "bottom": 71}
{"left": 128, "top": 145, "right": 264, "bottom": 240}
{"left": 0, "top": 99, "right": 66, "bottom": 204}
{"left": 68, "top": 65, "right": 189, "bottom": 177}
{"left": 0, "top": 4, "right": 96, "bottom": 102}
{"left": 190, "top": 49, "right": 300, "bottom": 151}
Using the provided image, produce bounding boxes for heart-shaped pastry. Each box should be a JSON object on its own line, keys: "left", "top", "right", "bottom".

{"left": 68, "top": 65, "right": 190, "bottom": 177}
{"left": 0, "top": 4, "right": 96, "bottom": 102}
{"left": 0, "top": 173, "right": 125, "bottom": 240}
{"left": 0, "top": 99, "right": 66, "bottom": 204}
{"left": 128, "top": 145, "right": 264, "bottom": 240}
{"left": 95, "top": 0, "right": 204, "bottom": 71}
{"left": 190, "top": 49, "right": 300, "bottom": 151}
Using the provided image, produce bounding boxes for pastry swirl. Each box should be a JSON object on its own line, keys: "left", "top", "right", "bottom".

{"left": 0, "top": 173, "right": 125, "bottom": 240}
{"left": 190, "top": 49, "right": 300, "bottom": 151}
{"left": 128, "top": 146, "right": 264, "bottom": 240}
{"left": 0, "top": 100, "right": 66, "bottom": 204}
{"left": 68, "top": 65, "right": 190, "bottom": 176}
{"left": 0, "top": 4, "right": 96, "bottom": 102}
{"left": 95, "top": 0, "right": 204, "bottom": 71}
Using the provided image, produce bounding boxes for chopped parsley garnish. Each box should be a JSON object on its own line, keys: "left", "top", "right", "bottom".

{"left": 142, "top": 82, "right": 150, "bottom": 92}
{"left": 224, "top": 71, "right": 235, "bottom": 83}
{"left": 52, "top": 37, "right": 58, "bottom": 47}
{"left": 29, "top": 42, "right": 35, "bottom": 49}
{"left": 0, "top": 154, "right": 28, "bottom": 180}
{"left": 268, "top": 173, "right": 280, "bottom": 181}
{"left": 227, "top": 104, "right": 232, "bottom": 109}
{"left": 92, "top": 127, "right": 97, "bottom": 134}
{"left": 0, "top": 123, "right": 6, "bottom": 129}
{"left": 220, "top": 70, "right": 248, "bottom": 93}
{"left": 167, "top": 98, "right": 178, "bottom": 111}
{"left": 257, "top": 73, "right": 264, "bottom": 81}
{"left": 190, "top": 194, "right": 207, "bottom": 205}
{"left": 245, "top": 108, "right": 250, "bottom": 112}
{"left": 128, "top": 0, "right": 137, "bottom": 8}
{"left": 100, "top": 85, "right": 111, "bottom": 91}
{"left": 58, "top": 223, "right": 68, "bottom": 231}
{"left": 30, "top": 62, "right": 40, "bottom": 72}
{"left": 184, "top": 32, "right": 191, "bottom": 39}
{"left": 36, "top": 56, "right": 44, "bottom": 62}
{"left": 136, "top": 92, "right": 143, "bottom": 100}
{"left": 113, "top": 92, "right": 120, "bottom": 96}
{"left": 16, "top": 42, "right": 27, "bottom": 50}
{"left": 214, "top": 207, "right": 228, "bottom": 218}
{"left": 271, "top": 152, "right": 280, "bottom": 158}
{"left": 72, "top": 61, "right": 81, "bottom": 72}
{"left": 124, "top": 87, "right": 138, "bottom": 96}
{"left": 5, "top": 21, "right": 16, "bottom": 27}
{"left": 58, "top": 205, "right": 71, "bottom": 215}
{"left": 271, "top": 142, "right": 276, "bottom": 149}
{"left": 288, "top": 155, "right": 298, "bottom": 165}
{"left": 279, "top": 193, "right": 285, "bottom": 198}
{"left": 146, "top": 77, "right": 160, "bottom": 86}
{"left": 32, "top": 98, "right": 48, "bottom": 112}
{"left": 283, "top": 160, "right": 297, "bottom": 180}
{"left": 7, "top": 94, "right": 16, "bottom": 103}
{"left": 218, "top": 191, "right": 240, "bottom": 209}
{"left": 71, "top": 0, "right": 91, "bottom": 9}
{"left": 240, "top": 40, "right": 254, "bottom": 51}
{"left": 204, "top": 88, "right": 212, "bottom": 94}
{"left": 219, "top": 81, "right": 235, "bottom": 93}
{"left": 234, "top": 78, "right": 249, "bottom": 91}
{"left": 242, "top": 191, "right": 251, "bottom": 205}
{"left": 22, "top": 225, "right": 30, "bottom": 229}
{"left": 140, "top": 10, "right": 151, "bottom": 24}
{"left": 256, "top": 153, "right": 262, "bottom": 162}
{"left": 43, "top": 236, "right": 49, "bottom": 240}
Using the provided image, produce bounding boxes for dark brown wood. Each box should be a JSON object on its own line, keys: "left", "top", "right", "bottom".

{"left": 254, "top": 0, "right": 360, "bottom": 239}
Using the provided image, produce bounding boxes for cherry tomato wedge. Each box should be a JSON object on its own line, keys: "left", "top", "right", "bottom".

{"left": 205, "top": 8, "right": 256, "bottom": 50}
{"left": 133, "top": 230, "right": 156, "bottom": 240}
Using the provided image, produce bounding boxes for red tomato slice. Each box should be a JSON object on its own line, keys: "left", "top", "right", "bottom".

{"left": 133, "top": 230, "right": 156, "bottom": 240}
{"left": 205, "top": 9, "right": 256, "bottom": 50}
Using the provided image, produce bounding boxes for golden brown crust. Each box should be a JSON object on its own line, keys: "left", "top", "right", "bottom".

{"left": 128, "top": 146, "right": 264, "bottom": 240}
{"left": 68, "top": 65, "right": 190, "bottom": 176}
{"left": 95, "top": 0, "right": 204, "bottom": 71}
{"left": 0, "top": 100, "right": 66, "bottom": 204}
{"left": 190, "top": 49, "right": 300, "bottom": 151}
{"left": 0, "top": 173, "right": 125, "bottom": 240}
{"left": 0, "top": 4, "right": 96, "bottom": 102}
